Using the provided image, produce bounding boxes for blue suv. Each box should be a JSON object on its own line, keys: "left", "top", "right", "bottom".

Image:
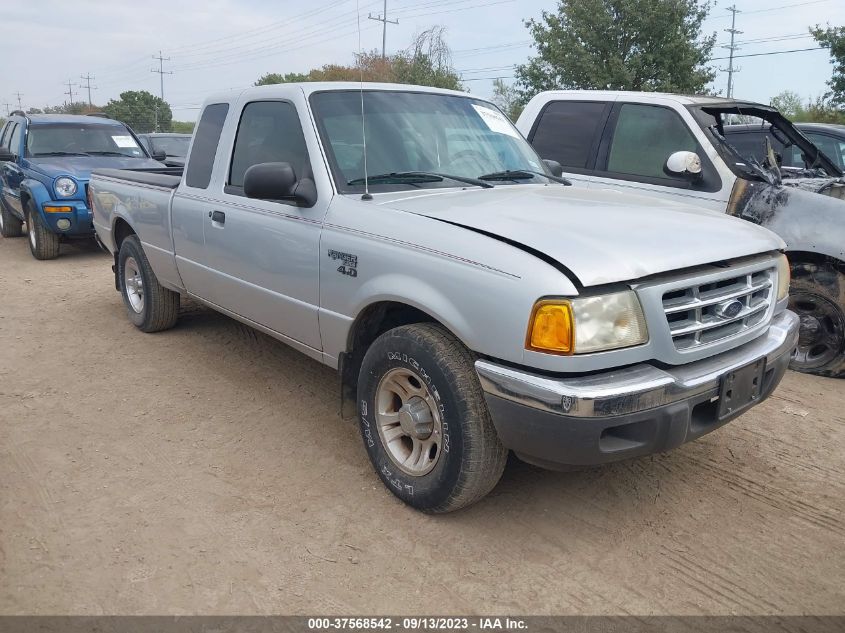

{"left": 0, "top": 112, "right": 163, "bottom": 259}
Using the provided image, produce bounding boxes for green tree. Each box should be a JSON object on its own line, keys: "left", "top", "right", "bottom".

{"left": 491, "top": 78, "right": 523, "bottom": 121}
{"left": 811, "top": 24, "right": 845, "bottom": 107}
{"left": 26, "top": 107, "right": 44, "bottom": 114}
{"left": 515, "top": 0, "right": 716, "bottom": 103}
{"left": 170, "top": 120, "right": 195, "bottom": 133}
{"left": 770, "top": 90, "right": 803, "bottom": 118}
{"left": 801, "top": 95, "right": 845, "bottom": 124}
{"left": 43, "top": 102, "right": 95, "bottom": 115}
{"left": 103, "top": 91, "right": 172, "bottom": 133}
{"left": 254, "top": 71, "right": 310, "bottom": 86}
{"left": 252, "top": 27, "right": 462, "bottom": 90}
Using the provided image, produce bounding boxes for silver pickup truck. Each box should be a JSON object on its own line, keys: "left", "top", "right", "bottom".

{"left": 90, "top": 82, "right": 798, "bottom": 513}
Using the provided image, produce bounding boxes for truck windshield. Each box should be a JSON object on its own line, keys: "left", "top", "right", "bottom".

{"left": 310, "top": 90, "right": 552, "bottom": 193}
{"left": 149, "top": 135, "right": 190, "bottom": 157}
{"left": 26, "top": 123, "right": 145, "bottom": 158}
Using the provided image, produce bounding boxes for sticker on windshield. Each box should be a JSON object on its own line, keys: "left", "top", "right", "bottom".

{"left": 471, "top": 104, "right": 520, "bottom": 138}
{"left": 111, "top": 135, "right": 138, "bottom": 148}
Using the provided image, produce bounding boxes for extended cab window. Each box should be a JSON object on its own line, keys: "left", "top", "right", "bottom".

{"left": 228, "top": 101, "right": 309, "bottom": 192}
{"left": 185, "top": 103, "right": 229, "bottom": 189}
{"left": 529, "top": 101, "right": 607, "bottom": 170}
{"left": 607, "top": 104, "right": 697, "bottom": 179}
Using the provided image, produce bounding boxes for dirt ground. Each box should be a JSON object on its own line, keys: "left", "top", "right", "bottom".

{"left": 0, "top": 233, "right": 843, "bottom": 616}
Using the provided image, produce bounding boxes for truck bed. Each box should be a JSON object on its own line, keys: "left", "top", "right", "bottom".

{"left": 92, "top": 167, "right": 183, "bottom": 190}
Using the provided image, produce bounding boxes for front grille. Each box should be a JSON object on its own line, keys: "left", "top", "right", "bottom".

{"left": 662, "top": 267, "right": 775, "bottom": 350}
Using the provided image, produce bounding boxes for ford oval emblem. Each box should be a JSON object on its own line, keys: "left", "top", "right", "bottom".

{"left": 716, "top": 299, "right": 743, "bottom": 319}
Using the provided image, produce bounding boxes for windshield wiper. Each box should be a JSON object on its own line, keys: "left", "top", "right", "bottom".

{"left": 86, "top": 151, "right": 131, "bottom": 156}
{"left": 32, "top": 151, "right": 90, "bottom": 157}
{"left": 479, "top": 169, "right": 571, "bottom": 185}
{"left": 348, "top": 171, "right": 493, "bottom": 189}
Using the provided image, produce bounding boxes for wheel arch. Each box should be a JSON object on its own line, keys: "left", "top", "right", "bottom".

{"left": 110, "top": 216, "right": 138, "bottom": 290}
{"left": 338, "top": 300, "right": 454, "bottom": 419}
{"left": 785, "top": 250, "right": 845, "bottom": 275}
{"left": 20, "top": 179, "right": 52, "bottom": 218}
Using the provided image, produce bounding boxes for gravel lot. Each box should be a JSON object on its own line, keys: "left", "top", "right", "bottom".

{"left": 0, "top": 234, "right": 843, "bottom": 615}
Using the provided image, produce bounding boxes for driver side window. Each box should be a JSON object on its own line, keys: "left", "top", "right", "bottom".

{"left": 607, "top": 104, "right": 698, "bottom": 180}
{"left": 228, "top": 101, "right": 310, "bottom": 193}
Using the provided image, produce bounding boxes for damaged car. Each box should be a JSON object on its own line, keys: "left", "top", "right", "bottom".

{"left": 517, "top": 92, "right": 845, "bottom": 377}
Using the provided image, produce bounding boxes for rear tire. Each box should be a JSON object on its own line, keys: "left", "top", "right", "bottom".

{"left": 357, "top": 323, "right": 508, "bottom": 513}
{"left": 26, "top": 203, "right": 60, "bottom": 260}
{"left": 118, "top": 234, "right": 180, "bottom": 332}
{"left": 0, "top": 200, "right": 24, "bottom": 238}
{"left": 788, "top": 261, "right": 845, "bottom": 378}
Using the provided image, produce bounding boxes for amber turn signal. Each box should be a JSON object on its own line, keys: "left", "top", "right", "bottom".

{"left": 526, "top": 301, "right": 573, "bottom": 354}
{"left": 44, "top": 205, "right": 73, "bottom": 213}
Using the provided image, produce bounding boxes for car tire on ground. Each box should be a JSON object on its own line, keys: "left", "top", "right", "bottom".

{"left": 0, "top": 200, "right": 24, "bottom": 238}
{"left": 789, "top": 261, "right": 845, "bottom": 378}
{"left": 357, "top": 323, "right": 508, "bottom": 513}
{"left": 118, "top": 234, "right": 180, "bottom": 333}
{"left": 25, "top": 202, "right": 60, "bottom": 260}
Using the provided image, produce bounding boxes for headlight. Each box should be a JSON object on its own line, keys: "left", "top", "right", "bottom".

{"left": 526, "top": 291, "right": 648, "bottom": 355}
{"left": 776, "top": 254, "right": 790, "bottom": 302}
{"left": 54, "top": 177, "right": 78, "bottom": 197}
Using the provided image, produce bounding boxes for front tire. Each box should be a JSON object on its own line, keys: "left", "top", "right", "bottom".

{"left": 788, "top": 261, "right": 845, "bottom": 378}
{"left": 118, "top": 235, "right": 180, "bottom": 332}
{"left": 26, "top": 203, "right": 60, "bottom": 260}
{"left": 0, "top": 200, "right": 24, "bottom": 238}
{"left": 357, "top": 323, "right": 507, "bottom": 513}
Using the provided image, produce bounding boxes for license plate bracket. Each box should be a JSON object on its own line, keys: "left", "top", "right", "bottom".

{"left": 718, "top": 358, "right": 766, "bottom": 420}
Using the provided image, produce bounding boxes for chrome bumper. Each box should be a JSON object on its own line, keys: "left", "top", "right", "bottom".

{"left": 475, "top": 311, "right": 799, "bottom": 469}
{"left": 477, "top": 310, "right": 799, "bottom": 419}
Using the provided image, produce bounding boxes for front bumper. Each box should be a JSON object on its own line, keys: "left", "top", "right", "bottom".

{"left": 41, "top": 200, "right": 94, "bottom": 236}
{"left": 475, "top": 310, "right": 799, "bottom": 469}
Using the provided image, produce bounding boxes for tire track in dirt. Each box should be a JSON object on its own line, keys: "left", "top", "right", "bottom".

{"left": 676, "top": 452, "right": 843, "bottom": 536}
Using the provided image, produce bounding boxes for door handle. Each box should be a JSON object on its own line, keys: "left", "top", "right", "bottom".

{"left": 210, "top": 210, "right": 226, "bottom": 224}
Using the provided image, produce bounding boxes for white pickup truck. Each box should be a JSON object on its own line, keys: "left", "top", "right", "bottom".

{"left": 90, "top": 83, "right": 797, "bottom": 512}
{"left": 517, "top": 91, "right": 845, "bottom": 378}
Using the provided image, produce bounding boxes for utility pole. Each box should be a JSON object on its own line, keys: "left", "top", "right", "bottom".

{"left": 720, "top": 5, "right": 742, "bottom": 99}
{"left": 368, "top": 0, "right": 398, "bottom": 59}
{"left": 64, "top": 81, "right": 77, "bottom": 106}
{"left": 151, "top": 50, "right": 172, "bottom": 101}
{"left": 14, "top": 92, "right": 23, "bottom": 110}
{"left": 80, "top": 73, "right": 97, "bottom": 106}
{"left": 3, "top": 103, "right": 11, "bottom": 116}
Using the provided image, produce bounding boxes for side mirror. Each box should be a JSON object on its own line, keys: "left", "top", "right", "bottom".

{"left": 665, "top": 151, "right": 703, "bottom": 180}
{"left": 243, "top": 162, "right": 317, "bottom": 206}
{"left": 543, "top": 158, "right": 564, "bottom": 177}
{"left": 0, "top": 148, "right": 15, "bottom": 162}
{"left": 151, "top": 150, "right": 167, "bottom": 162}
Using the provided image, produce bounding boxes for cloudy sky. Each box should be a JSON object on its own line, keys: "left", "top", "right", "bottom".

{"left": 1, "top": 0, "right": 843, "bottom": 121}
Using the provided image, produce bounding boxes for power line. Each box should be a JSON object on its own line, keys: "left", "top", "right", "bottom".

{"left": 711, "top": 46, "right": 824, "bottom": 60}
{"left": 368, "top": 0, "right": 399, "bottom": 59}
{"left": 80, "top": 73, "right": 97, "bottom": 106}
{"left": 720, "top": 5, "right": 741, "bottom": 99}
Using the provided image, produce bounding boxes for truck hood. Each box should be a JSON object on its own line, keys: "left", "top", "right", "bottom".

{"left": 372, "top": 184, "right": 784, "bottom": 287}
{"left": 28, "top": 156, "right": 164, "bottom": 180}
